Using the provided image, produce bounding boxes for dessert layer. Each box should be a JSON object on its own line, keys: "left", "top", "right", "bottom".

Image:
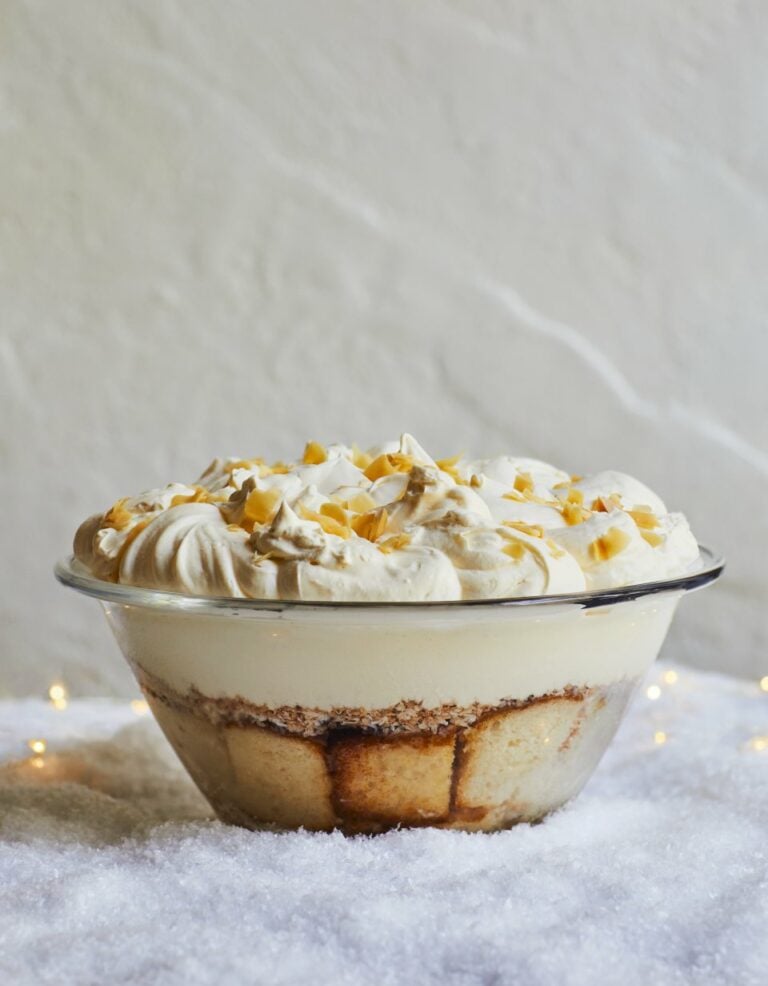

{"left": 75, "top": 434, "right": 700, "bottom": 602}
{"left": 139, "top": 668, "right": 589, "bottom": 737}
{"left": 142, "top": 671, "right": 639, "bottom": 833}
{"left": 110, "top": 593, "right": 678, "bottom": 709}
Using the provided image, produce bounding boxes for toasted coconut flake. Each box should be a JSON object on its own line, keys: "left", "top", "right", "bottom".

{"left": 469, "top": 474, "right": 482, "bottom": 488}
{"left": 570, "top": 474, "right": 583, "bottom": 482}
{"left": 435, "top": 454, "right": 464, "bottom": 481}
{"left": 567, "top": 488, "right": 584, "bottom": 506}
{"left": 513, "top": 472, "right": 534, "bottom": 494}
{"left": 302, "top": 441, "right": 327, "bottom": 465}
{"left": 378, "top": 533, "right": 412, "bottom": 554}
{"left": 170, "top": 486, "right": 210, "bottom": 508}
{"left": 103, "top": 499, "right": 134, "bottom": 531}
{"left": 363, "top": 454, "right": 397, "bottom": 481}
{"left": 243, "top": 488, "right": 281, "bottom": 527}
{"left": 343, "top": 491, "right": 377, "bottom": 514}
{"left": 389, "top": 452, "right": 414, "bottom": 472}
{"left": 502, "top": 540, "right": 526, "bottom": 561}
{"left": 299, "top": 507, "right": 350, "bottom": 539}
{"left": 507, "top": 478, "right": 559, "bottom": 506}
{"left": 437, "top": 457, "right": 469, "bottom": 485}
{"left": 351, "top": 507, "right": 389, "bottom": 541}
{"left": 628, "top": 508, "right": 659, "bottom": 530}
{"left": 268, "top": 461, "right": 292, "bottom": 475}
{"left": 363, "top": 452, "right": 413, "bottom": 481}
{"left": 641, "top": 530, "right": 664, "bottom": 547}
{"left": 502, "top": 520, "right": 544, "bottom": 538}
{"left": 350, "top": 444, "right": 372, "bottom": 470}
{"left": 320, "top": 501, "right": 348, "bottom": 525}
{"left": 591, "top": 494, "right": 622, "bottom": 513}
{"left": 562, "top": 501, "right": 589, "bottom": 526}
{"left": 589, "top": 526, "right": 631, "bottom": 561}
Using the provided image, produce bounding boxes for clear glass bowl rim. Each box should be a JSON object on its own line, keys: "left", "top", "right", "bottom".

{"left": 54, "top": 545, "right": 724, "bottom": 614}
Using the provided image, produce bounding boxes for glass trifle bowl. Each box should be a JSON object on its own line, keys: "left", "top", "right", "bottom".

{"left": 55, "top": 548, "right": 722, "bottom": 834}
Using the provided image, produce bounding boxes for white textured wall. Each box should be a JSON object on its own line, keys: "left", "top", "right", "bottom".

{"left": 2, "top": 1, "right": 766, "bottom": 696}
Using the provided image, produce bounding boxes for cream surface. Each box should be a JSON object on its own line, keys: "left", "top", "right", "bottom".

{"left": 74, "top": 435, "right": 700, "bottom": 601}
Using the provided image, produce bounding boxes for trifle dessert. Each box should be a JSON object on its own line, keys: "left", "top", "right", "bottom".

{"left": 61, "top": 434, "right": 721, "bottom": 833}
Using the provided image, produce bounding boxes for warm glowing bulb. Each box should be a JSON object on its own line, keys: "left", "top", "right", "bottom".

{"left": 49, "top": 682, "right": 69, "bottom": 710}
{"left": 663, "top": 670, "right": 678, "bottom": 685}
{"left": 654, "top": 731, "right": 667, "bottom": 745}
{"left": 130, "top": 699, "right": 149, "bottom": 716}
{"left": 760, "top": 677, "right": 768, "bottom": 693}
{"left": 646, "top": 685, "right": 661, "bottom": 701}
{"left": 749, "top": 736, "right": 768, "bottom": 752}
{"left": 27, "top": 739, "right": 46, "bottom": 755}
{"left": 30, "top": 756, "right": 45, "bottom": 769}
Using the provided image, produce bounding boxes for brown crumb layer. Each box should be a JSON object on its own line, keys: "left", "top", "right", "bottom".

{"left": 137, "top": 667, "right": 587, "bottom": 738}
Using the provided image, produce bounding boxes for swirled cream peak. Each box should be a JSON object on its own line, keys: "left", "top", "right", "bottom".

{"left": 73, "top": 435, "right": 700, "bottom": 600}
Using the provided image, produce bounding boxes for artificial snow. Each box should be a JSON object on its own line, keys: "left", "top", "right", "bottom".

{"left": 1, "top": 662, "right": 767, "bottom": 986}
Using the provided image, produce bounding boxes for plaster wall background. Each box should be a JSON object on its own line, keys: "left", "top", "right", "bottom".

{"left": 1, "top": 0, "right": 766, "bottom": 696}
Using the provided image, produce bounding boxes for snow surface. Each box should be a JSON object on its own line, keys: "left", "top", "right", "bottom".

{"left": 1, "top": 663, "right": 767, "bottom": 986}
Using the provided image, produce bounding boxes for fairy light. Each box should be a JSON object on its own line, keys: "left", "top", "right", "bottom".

{"left": 48, "top": 682, "right": 68, "bottom": 710}
{"left": 759, "top": 677, "right": 768, "bottom": 693}
{"left": 646, "top": 685, "right": 661, "bottom": 701}
{"left": 748, "top": 736, "right": 768, "bottom": 752}
{"left": 663, "top": 670, "right": 679, "bottom": 685}
{"left": 654, "top": 731, "right": 667, "bottom": 745}
{"left": 27, "top": 739, "right": 46, "bottom": 755}
{"left": 130, "top": 699, "right": 149, "bottom": 716}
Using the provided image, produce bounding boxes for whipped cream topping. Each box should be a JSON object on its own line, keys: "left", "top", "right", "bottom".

{"left": 73, "top": 435, "right": 700, "bottom": 601}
